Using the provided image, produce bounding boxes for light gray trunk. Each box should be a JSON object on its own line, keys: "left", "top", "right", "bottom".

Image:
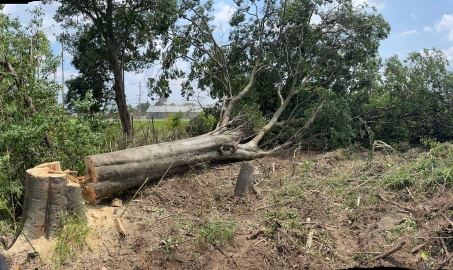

{"left": 83, "top": 131, "right": 259, "bottom": 203}
{"left": 234, "top": 162, "right": 257, "bottom": 197}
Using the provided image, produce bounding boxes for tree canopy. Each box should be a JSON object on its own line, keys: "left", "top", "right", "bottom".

{"left": 45, "top": 0, "right": 178, "bottom": 135}
{"left": 151, "top": 0, "right": 390, "bottom": 152}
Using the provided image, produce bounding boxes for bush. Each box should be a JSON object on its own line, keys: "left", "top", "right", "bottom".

{"left": 186, "top": 112, "right": 216, "bottom": 136}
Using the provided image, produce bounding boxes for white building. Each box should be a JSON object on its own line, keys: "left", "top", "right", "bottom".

{"left": 146, "top": 105, "right": 203, "bottom": 120}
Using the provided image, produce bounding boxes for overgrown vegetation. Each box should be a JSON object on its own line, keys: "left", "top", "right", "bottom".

{"left": 52, "top": 214, "right": 90, "bottom": 269}
{"left": 0, "top": 7, "right": 106, "bottom": 229}
{"left": 1, "top": 1, "right": 453, "bottom": 268}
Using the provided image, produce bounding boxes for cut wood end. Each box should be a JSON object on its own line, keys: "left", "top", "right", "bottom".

{"left": 67, "top": 174, "right": 90, "bottom": 184}
{"left": 27, "top": 167, "right": 65, "bottom": 177}
{"left": 82, "top": 184, "right": 97, "bottom": 204}
{"left": 35, "top": 161, "right": 61, "bottom": 171}
{"left": 84, "top": 156, "right": 98, "bottom": 183}
{"left": 66, "top": 174, "right": 80, "bottom": 184}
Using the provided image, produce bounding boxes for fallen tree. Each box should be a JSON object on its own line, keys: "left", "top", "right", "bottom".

{"left": 83, "top": 104, "right": 323, "bottom": 202}
{"left": 81, "top": 0, "right": 389, "bottom": 201}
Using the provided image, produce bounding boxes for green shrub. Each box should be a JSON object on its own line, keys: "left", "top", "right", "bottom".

{"left": 186, "top": 112, "right": 216, "bottom": 136}
{"left": 162, "top": 112, "right": 189, "bottom": 140}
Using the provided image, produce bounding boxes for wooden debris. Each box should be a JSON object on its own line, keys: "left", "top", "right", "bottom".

{"left": 375, "top": 194, "right": 413, "bottom": 213}
{"left": 111, "top": 198, "right": 123, "bottom": 207}
{"left": 411, "top": 242, "right": 428, "bottom": 254}
{"left": 306, "top": 230, "right": 314, "bottom": 249}
{"left": 114, "top": 218, "right": 126, "bottom": 237}
{"left": 247, "top": 228, "right": 265, "bottom": 240}
{"left": 373, "top": 241, "right": 406, "bottom": 260}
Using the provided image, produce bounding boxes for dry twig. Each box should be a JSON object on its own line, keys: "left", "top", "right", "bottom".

{"left": 373, "top": 241, "right": 406, "bottom": 260}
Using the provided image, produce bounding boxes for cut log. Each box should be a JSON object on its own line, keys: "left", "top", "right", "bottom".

{"left": 234, "top": 162, "right": 257, "bottom": 197}
{"left": 20, "top": 162, "right": 85, "bottom": 240}
{"left": 83, "top": 132, "right": 245, "bottom": 203}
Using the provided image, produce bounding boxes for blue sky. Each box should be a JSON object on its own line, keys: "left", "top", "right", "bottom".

{"left": 2, "top": 0, "right": 453, "bottom": 107}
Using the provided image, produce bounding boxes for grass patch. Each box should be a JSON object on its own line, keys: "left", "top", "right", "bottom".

{"left": 196, "top": 220, "right": 236, "bottom": 249}
{"left": 384, "top": 143, "right": 453, "bottom": 191}
{"left": 52, "top": 214, "right": 90, "bottom": 269}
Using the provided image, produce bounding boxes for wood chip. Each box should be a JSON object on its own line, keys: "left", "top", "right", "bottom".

{"left": 111, "top": 198, "right": 123, "bottom": 207}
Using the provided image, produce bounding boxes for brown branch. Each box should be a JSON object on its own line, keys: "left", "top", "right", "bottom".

{"left": 265, "top": 101, "right": 325, "bottom": 154}
{"left": 373, "top": 241, "right": 406, "bottom": 260}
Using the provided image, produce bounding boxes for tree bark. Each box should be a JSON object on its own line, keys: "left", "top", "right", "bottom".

{"left": 83, "top": 131, "right": 254, "bottom": 202}
{"left": 234, "top": 162, "right": 257, "bottom": 197}
{"left": 20, "top": 162, "right": 84, "bottom": 240}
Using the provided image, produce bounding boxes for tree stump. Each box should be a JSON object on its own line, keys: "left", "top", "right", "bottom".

{"left": 234, "top": 162, "right": 257, "bottom": 197}
{"left": 20, "top": 162, "right": 84, "bottom": 240}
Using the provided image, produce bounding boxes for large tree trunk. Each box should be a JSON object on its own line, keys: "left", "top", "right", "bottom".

{"left": 114, "top": 82, "right": 132, "bottom": 136}
{"left": 19, "top": 162, "right": 84, "bottom": 240}
{"left": 82, "top": 131, "right": 261, "bottom": 203}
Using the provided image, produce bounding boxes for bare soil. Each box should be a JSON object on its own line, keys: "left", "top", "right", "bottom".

{"left": 2, "top": 148, "right": 453, "bottom": 269}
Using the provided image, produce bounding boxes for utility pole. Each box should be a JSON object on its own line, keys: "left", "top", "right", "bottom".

{"left": 138, "top": 81, "right": 142, "bottom": 119}
{"left": 61, "top": 38, "right": 65, "bottom": 110}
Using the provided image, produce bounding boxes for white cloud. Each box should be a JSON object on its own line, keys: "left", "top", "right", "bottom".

{"left": 213, "top": 2, "right": 235, "bottom": 26}
{"left": 424, "top": 26, "right": 433, "bottom": 32}
{"left": 442, "top": 47, "right": 453, "bottom": 62}
{"left": 435, "top": 14, "right": 453, "bottom": 32}
{"left": 396, "top": 30, "right": 418, "bottom": 37}
{"left": 2, "top": 4, "right": 16, "bottom": 14}
{"left": 433, "top": 14, "right": 453, "bottom": 42}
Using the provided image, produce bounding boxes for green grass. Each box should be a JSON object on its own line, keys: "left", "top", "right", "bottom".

{"left": 196, "top": 220, "right": 236, "bottom": 249}
{"left": 52, "top": 213, "right": 90, "bottom": 269}
{"left": 384, "top": 143, "right": 453, "bottom": 191}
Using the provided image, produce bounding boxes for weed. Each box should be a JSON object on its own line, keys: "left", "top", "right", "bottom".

{"left": 153, "top": 207, "right": 165, "bottom": 215}
{"left": 196, "top": 220, "right": 236, "bottom": 249}
{"left": 385, "top": 167, "right": 414, "bottom": 190}
{"left": 159, "top": 235, "right": 179, "bottom": 254}
{"left": 387, "top": 217, "right": 416, "bottom": 243}
{"left": 52, "top": 213, "right": 90, "bottom": 269}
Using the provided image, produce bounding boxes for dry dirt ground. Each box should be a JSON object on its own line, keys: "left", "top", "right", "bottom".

{"left": 2, "top": 147, "right": 453, "bottom": 269}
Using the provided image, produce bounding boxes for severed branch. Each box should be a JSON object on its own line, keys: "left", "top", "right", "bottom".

{"left": 373, "top": 241, "right": 406, "bottom": 260}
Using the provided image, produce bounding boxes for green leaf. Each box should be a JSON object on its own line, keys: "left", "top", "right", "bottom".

{"left": 420, "top": 251, "right": 429, "bottom": 261}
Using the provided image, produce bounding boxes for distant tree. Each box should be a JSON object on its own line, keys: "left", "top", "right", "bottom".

{"left": 155, "top": 97, "right": 167, "bottom": 106}
{"left": 63, "top": 28, "right": 114, "bottom": 112}
{"left": 44, "top": 0, "right": 178, "bottom": 135}
{"left": 137, "top": 101, "right": 151, "bottom": 114}
{"left": 358, "top": 49, "right": 453, "bottom": 143}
